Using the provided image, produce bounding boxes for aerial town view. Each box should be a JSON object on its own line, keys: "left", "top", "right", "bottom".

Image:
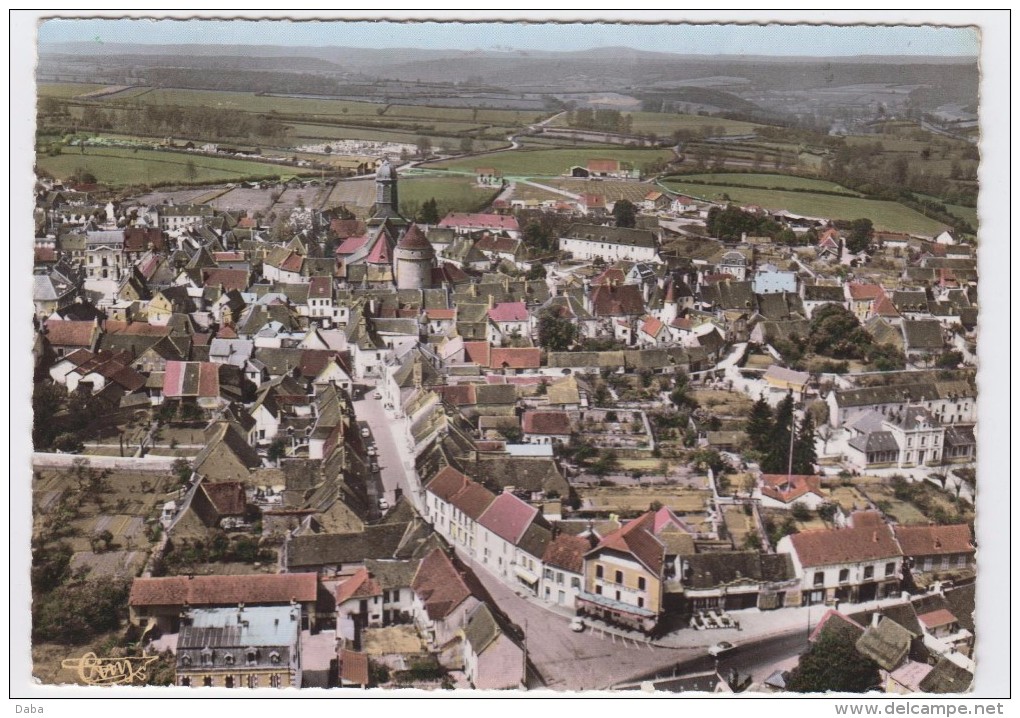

{"left": 25, "top": 17, "right": 985, "bottom": 695}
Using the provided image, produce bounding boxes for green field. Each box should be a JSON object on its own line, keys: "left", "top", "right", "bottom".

{"left": 429, "top": 147, "right": 675, "bottom": 177}
{"left": 38, "top": 83, "right": 108, "bottom": 98}
{"left": 671, "top": 172, "right": 862, "bottom": 195}
{"left": 37, "top": 147, "right": 311, "bottom": 187}
{"left": 398, "top": 176, "right": 500, "bottom": 218}
{"left": 663, "top": 180, "right": 950, "bottom": 235}
{"left": 550, "top": 111, "right": 763, "bottom": 137}
{"left": 945, "top": 203, "right": 978, "bottom": 228}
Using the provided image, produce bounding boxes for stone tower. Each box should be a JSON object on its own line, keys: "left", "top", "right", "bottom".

{"left": 373, "top": 159, "right": 402, "bottom": 221}
{"left": 394, "top": 223, "right": 435, "bottom": 290}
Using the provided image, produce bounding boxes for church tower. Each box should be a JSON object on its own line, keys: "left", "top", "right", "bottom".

{"left": 372, "top": 159, "right": 403, "bottom": 222}
{"left": 394, "top": 223, "right": 435, "bottom": 290}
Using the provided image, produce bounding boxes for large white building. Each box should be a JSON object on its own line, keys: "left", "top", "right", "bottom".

{"left": 559, "top": 224, "right": 659, "bottom": 263}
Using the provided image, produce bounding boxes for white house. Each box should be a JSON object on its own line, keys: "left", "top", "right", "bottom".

{"left": 559, "top": 224, "right": 659, "bottom": 263}
{"left": 776, "top": 512, "right": 903, "bottom": 606}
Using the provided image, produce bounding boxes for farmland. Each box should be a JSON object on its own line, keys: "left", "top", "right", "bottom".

{"left": 399, "top": 176, "right": 501, "bottom": 218}
{"left": 549, "top": 110, "right": 764, "bottom": 137}
{"left": 36, "top": 146, "right": 314, "bottom": 188}
{"left": 661, "top": 179, "right": 950, "bottom": 235}
{"left": 429, "top": 147, "right": 676, "bottom": 177}
{"left": 671, "top": 172, "right": 863, "bottom": 196}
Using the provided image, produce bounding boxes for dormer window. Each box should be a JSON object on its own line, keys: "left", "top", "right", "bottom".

{"left": 224, "top": 654, "right": 235, "bottom": 666}
{"left": 247, "top": 649, "right": 258, "bottom": 665}
{"left": 270, "top": 651, "right": 281, "bottom": 665}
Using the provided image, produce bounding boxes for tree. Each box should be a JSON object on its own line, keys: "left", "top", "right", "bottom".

{"left": 184, "top": 159, "right": 198, "bottom": 182}
{"left": 669, "top": 370, "right": 697, "bottom": 410}
{"left": 818, "top": 502, "right": 839, "bottom": 525}
{"left": 791, "top": 502, "right": 813, "bottom": 522}
{"left": 267, "top": 438, "right": 287, "bottom": 464}
{"left": 793, "top": 411, "right": 818, "bottom": 474}
{"left": 525, "top": 264, "right": 547, "bottom": 280}
{"left": 415, "top": 136, "right": 432, "bottom": 157}
{"left": 612, "top": 199, "right": 637, "bottom": 229}
{"left": 33, "top": 579, "right": 131, "bottom": 645}
{"left": 537, "top": 310, "right": 578, "bottom": 352}
{"left": 418, "top": 198, "right": 440, "bottom": 225}
{"left": 459, "top": 136, "right": 474, "bottom": 154}
{"left": 786, "top": 626, "right": 881, "bottom": 693}
{"left": 172, "top": 457, "right": 193, "bottom": 485}
{"left": 762, "top": 394, "right": 795, "bottom": 474}
{"left": 746, "top": 395, "right": 773, "bottom": 454}
{"left": 845, "top": 218, "right": 874, "bottom": 254}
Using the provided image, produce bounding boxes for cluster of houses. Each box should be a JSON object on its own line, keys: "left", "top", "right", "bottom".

{"left": 32, "top": 156, "right": 977, "bottom": 692}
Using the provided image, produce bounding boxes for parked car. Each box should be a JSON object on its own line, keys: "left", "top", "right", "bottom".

{"left": 367, "top": 446, "right": 377, "bottom": 457}
{"left": 377, "top": 498, "right": 390, "bottom": 511}
{"left": 708, "top": 641, "right": 736, "bottom": 658}
{"left": 372, "top": 391, "right": 382, "bottom": 399}
{"left": 370, "top": 462, "right": 380, "bottom": 472}
{"left": 360, "top": 427, "right": 371, "bottom": 438}
{"left": 569, "top": 617, "right": 585, "bottom": 633}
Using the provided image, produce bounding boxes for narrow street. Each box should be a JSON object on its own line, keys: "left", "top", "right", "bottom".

{"left": 352, "top": 389, "right": 418, "bottom": 510}
{"left": 457, "top": 549, "right": 698, "bottom": 691}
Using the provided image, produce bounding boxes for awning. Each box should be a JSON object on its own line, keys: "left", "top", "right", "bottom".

{"left": 514, "top": 567, "right": 539, "bottom": 585}
{"left": 576, "top": 591, "right": 656, "bottom": 619}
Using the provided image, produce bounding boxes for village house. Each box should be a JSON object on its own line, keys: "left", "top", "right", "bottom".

{"left": 893, "top": 524, "right": 975, "bottom": 577}
{"left": 174, "top": 604, "right": 303, "bottom": 689}
{"left": 576, "top": 511, "right": 666, "bottom": 634}
{"left": 560, "top": 224, "right": 659, "bottom": 263}
{"left": 127, "top": 573, "right": 320, "bottom": 632}
{"left": 777, "top": 512, "right": 903, "bottom": 605}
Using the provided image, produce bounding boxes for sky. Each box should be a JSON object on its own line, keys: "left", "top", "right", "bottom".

{"left": 37, "top": 16, "right": 980, "bottom": 57}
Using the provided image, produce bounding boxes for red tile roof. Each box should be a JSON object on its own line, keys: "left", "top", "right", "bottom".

{"left": 893, "top": 524, "right": 974, "bottom": 557}
{"left": 918, "top": 609, "right": 958, "bottom": 630}
{"left": 43, "top": 319, "right": 98, "bottom": 348}
{"left": 330, "top": 218, "right": 367, "bottom": 238}
{"left": 592, "top": 267, "right": 627, "bottom": 286}
{"left": 488, "top": 301, "right": 528, "bottom": 323}
{"left": 581, "top": 193, "right": 605, "bottom": 208}
{"left": 489, "top": 347, "right": 541, "bottom": 370}
{"left": 590, "top": 284, "right": 645, "bottom": 316}
{"left": 542, "top": 533, "right": 589, "bottom": 574}
{"left": 411, "top": 548, "right": 475, "bottom": 620}
{"left": 438, "top": 213, "right": 520, "bottom": 232}
{"left": 216, "top": 325, "right": 239, "bottom": 339}
{"left": 212, "top": 251, "right": 246, "bottom": 263}
{"left": 335, "top": 234, "right": 370, "bottom": 256}
{"left": 104, "top": 320, "right": 170, "bottom": 337}
{"left": 873, "top": 295, "right": 900, "bottom": 317}
{"left": 848, "top": 283, "right": 885, "bottom": 301}
{"left": 163, "top": 361, "right": 221, "bottom": 398}
{"left": 522, "top": 411, "right": 571, "bottom": 436}
{"left": 760, "top": 474, "right": 824, "bottom": 504}
{"left": 397, "top": 223, "right": 433, "bottom": 251}
{"left": 436, "top": 384, "right": 476, "bottom": 407}
{"left": 809, "top": 609, "right": 865, "bottom": 643}
{"left": 588, "top": 511, "right": 664, "bottom": 575}
{"left": 425, "top": 466, "right": 473, "bottom": 502}
{"left": 308, "top": 276, "right": 332, "bottom": 299}
{"left": 335, "top": 568, "right": 382, "bottom": 605}
{"left": 425, "top": 308, "right": 456, "bottom": 320}
{"left": 128, "top": 573, "right": 318, "bottom": 607}
{"left": 477, "top": 492, "right": 539, "bottom": 545}
{"left": 365, "top": 235, "right": 392, "bottom": 265}
{"left": 124, "top": 226, "right": 165, "bottom": 252}
{"left": 201, "top": 268, "right": 250, "bottom": 292}
{"left": 475, "top": 234, "right": 518, "bottom": 254}
{"left": 450, "top": 482, "right": 498, "bottom": 521}
{"left": 201, "top": 481, "right": 247, "bottom": 516}
{"left": 788, "top": 521, "right": 901, "bottom": 568}
{"left": 641, "top": 315, "right": 664, "bottom": 337}
{"left": 462, "top": 341, "right": 491, "bottom": 366}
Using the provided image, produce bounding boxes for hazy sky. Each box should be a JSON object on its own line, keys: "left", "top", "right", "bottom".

{"left": 38, "top": 17, "right": 979, "bottom": 57}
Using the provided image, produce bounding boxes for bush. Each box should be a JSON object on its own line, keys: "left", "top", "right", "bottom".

{"left": 33, "top": 579, "right": 131, "bottom": 644}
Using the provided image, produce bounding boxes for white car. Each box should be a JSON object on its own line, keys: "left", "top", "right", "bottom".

{"left": 569, "top": 617, "right": 585, "bottom": 633}
{"left": 372, "top": 391, "right": 382, "bottom": 399}
{"left": 377, "top": 498, "right": 390, "bottom": 511}
{"left": 708, "top": 641, "right": 736, "bottom": 658}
